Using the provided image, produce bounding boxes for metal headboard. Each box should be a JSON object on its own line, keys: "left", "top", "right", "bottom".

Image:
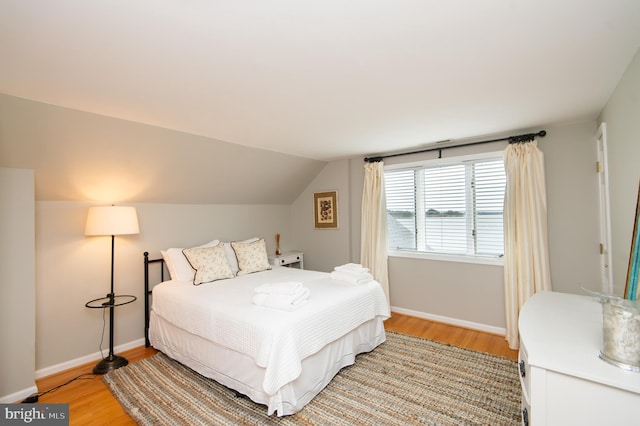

{"left": 143, "top": 252, "right": 165, "bottom": 347}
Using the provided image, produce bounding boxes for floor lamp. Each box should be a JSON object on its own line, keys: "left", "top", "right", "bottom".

{"left": 85, "top": 205, "right": 139, "bottom": 374}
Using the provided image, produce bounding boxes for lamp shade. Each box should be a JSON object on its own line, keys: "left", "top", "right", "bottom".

{"left": 85, "top": 206, "right": 140, "bottom": 236}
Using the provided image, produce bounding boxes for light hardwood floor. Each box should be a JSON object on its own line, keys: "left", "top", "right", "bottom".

{"left": 384, "top": 313, "right": 518, "bottom": 360}
{"left": 32, "top": 313, "right": 517, "bottom": 425}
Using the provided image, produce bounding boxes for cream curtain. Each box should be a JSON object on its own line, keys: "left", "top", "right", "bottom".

{"left": 361, "top": 161, "right": 390, "bottom": 304}
{"left": 503, "top": 140, "right": 552, "bottom": 349}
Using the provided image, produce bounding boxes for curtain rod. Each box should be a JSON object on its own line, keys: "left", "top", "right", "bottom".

{"left": 364, "top": 130, "right": 547, "bottom": 163}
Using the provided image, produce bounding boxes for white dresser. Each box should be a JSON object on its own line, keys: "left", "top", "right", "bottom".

{"left": 518, "top": 291, "right": 640, "bottom": 425}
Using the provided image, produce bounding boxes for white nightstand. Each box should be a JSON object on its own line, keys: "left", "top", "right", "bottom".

{"left": 269, "top": 252, "right": 304, "bottom": 269}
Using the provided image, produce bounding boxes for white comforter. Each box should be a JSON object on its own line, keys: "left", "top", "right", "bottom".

{"left": 151, "top": 268, "right": 390, "bottom": 396}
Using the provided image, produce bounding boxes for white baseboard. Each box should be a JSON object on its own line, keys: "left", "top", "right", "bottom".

{"left": 0, "top": 385, "right": 38, "bottom": 404}
{"left": 35, "top": 338, "right": 146, "bottom": 379}
{"left": 390, "top": 306, "right": 506, "bottom": 336}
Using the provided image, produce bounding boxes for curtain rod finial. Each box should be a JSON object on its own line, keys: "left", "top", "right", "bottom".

{"left": 364, "top": 156, "right": 384, "bottom": 163}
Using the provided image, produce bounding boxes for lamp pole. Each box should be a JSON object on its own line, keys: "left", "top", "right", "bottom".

{"left": 93, "top": 234, "right": 128, "bottom": 374}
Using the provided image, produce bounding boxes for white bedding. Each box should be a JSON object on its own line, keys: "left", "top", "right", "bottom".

{"left": 150, "top": 313, "right": 385, "bottom": 415}
{"left": 151, "top": 267, "right": 390, "bottom": 401}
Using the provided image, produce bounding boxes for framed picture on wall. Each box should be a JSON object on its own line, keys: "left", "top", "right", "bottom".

{"left": 314, "top": 191, "right": 338, "bottom": 229}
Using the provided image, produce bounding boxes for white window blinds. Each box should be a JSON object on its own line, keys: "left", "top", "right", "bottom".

{"left": 385, "top": 157, "right": 505, "bottom": 259}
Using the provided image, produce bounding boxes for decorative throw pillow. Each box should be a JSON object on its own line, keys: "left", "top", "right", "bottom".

{"left": 231, "top": 238, "right": 271, "bottom": 276}
{"left": 182, "top": 244, "right": 235, "bottom": 285}
{"left": 162, "top": 240, "right": 220, "bottom": 281}
{"left": 224, "top": 237, "right": 259, "bottom": 275}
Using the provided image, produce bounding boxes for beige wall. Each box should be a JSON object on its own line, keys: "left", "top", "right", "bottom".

{"left": 541, "top": 121, "right": 601, "bottom": 294}
{"left": 0, "top": 168, "right": 36, "bottom": 402}
{"left": 35, "top": 201, "right": 292, "bottom": 371}
{"left": 290, "top": 160, "right": 353, "bottom": 272}
{"left": 599, "top": 47, "right": 640, "bottom": 296}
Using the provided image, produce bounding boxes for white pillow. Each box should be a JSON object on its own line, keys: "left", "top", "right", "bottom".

{"left": 182, "top": 245, "right": 235, "bottom": 285}
{"left": 231, "top": 238, "right": 271, "bottom": 276}
{"left": 161, "top": 239, "right": 220, "bottom": 281}
{"left": 224, "top": 237, "right": 259, "bottom": 275}
{"left": 160, "top": 250, "right": 177, "bottom": 280}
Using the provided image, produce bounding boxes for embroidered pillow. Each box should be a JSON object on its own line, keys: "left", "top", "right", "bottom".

{"left": 224, "top": 237, "right": 259, "bottom": 275}
{"left": 231, "top": 238, "right": 272, "bottom": 276}
{"left": 161, "top": 239, "right": 220, "bottom": 281}
{"left": 182, "top": 244, "right": 235, "bottom": 285}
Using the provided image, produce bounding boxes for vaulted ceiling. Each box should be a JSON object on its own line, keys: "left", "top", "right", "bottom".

{"left": 1, "top": 1, "right": 640, "bottom": 161}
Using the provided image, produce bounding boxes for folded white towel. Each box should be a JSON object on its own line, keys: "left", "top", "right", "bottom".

{"left": 330, "top": 270, "right": 373, "bottom": 285}
{"left": 254, "top": 281, "right": 303, "bottom": 295}
{"left": 332, "top": 269, "right": 373, "bottom": 280}
{"left": 334, "top": 263, "right": 369, "bottom": 273}
{"left": 252, "top": 287, "right": 311, "bottom": 311}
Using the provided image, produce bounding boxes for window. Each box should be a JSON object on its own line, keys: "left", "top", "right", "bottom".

{"left": 385, "top": 153, "right": 505, "bottom": 262}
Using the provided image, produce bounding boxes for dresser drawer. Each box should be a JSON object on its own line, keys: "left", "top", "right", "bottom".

{"left": 518, "top": 342, "right": 531, "bottom": 404}
{"left": 521, "top": 396, "right": 531, "bottom": 426}
{"left": 278, "top": 253, "right": 301, "bottom": 265}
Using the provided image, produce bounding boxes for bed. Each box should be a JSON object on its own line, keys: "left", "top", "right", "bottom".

{"left": 143, "top": 239, "right": 390, "bottom": 416}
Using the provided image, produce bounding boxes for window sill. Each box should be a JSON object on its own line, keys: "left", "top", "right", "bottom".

{"left": 388, "top": 249, "right": 504, "bottom": 266}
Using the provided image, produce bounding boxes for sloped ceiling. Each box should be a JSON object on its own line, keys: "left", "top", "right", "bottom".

{"left": 0, "top": 94, "right": 325, "bottom": 204}
{"left": 1, "top": 0, "right": 639, "bottom": 162}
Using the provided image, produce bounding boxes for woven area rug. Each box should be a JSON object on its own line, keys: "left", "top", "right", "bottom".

{"left": 104, "top": 332, "right": 521, "bottom": 425}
